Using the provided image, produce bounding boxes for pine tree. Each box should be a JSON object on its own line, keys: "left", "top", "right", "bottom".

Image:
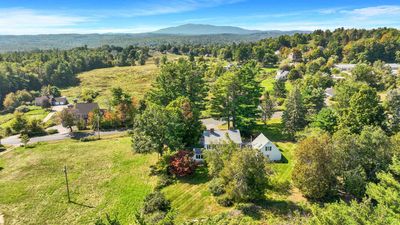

{"left": 282, "top": 86, "right": 307, "bottom": 139}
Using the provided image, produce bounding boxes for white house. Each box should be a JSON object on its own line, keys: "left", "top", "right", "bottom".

{"left": 192, "top": 148, "right": 204, "bottom": 163}
{"left": 251, "top": 133, "right": 281, "bottom": 161}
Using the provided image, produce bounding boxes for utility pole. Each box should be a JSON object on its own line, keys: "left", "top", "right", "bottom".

{"left": 63, "top": 165, "right": 71, "bottom": 203}
{"left": 97, "top": 113, "right": 100, "bottom": 139}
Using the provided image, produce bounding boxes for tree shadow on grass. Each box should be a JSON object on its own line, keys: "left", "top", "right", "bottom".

{"left": 253, "top": 122, "right": 290, "bottom": 142}
{"left": 253, "top": 198, "right": 309, "bottom": 217}
{"left": 177, "top": 166, "right": 211, "bottom": 185}
{"left": 70, "top": 131, "right": 92, "bottom": 140}
{"left": 70, "top": 200, "right": 95, "bottom": 208}
{"left": 266, "top": 180, "right": 292, "bottom": 196}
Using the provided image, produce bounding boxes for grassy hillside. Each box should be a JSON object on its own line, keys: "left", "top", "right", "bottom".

{"left": 61, "top": 54, "right": 183, "bottom": 107}
{"left": 0, "top": 136, "right": 158, "bottom": 224}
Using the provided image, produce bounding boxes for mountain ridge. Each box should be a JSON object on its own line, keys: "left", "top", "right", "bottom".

{"left": 153, "top": 23, "right": 262, "bottom": 35}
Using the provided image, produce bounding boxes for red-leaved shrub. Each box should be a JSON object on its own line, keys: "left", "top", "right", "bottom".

{"left": 169, "top": 150, "right": 196, "bottom": 177}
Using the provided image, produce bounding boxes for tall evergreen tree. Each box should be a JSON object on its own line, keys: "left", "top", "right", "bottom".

{"left": 282, "top": 86, "right": 307, "bottom": 139}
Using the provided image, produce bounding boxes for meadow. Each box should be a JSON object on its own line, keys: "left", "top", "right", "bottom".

{"left": 0, "top": 135, "right": 158, "bottom": 224}
{"left": 0, "top": 118, "right": 304, "bottom": 224}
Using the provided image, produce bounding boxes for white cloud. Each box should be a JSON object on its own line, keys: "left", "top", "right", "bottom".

{"left": 115, "top": 0, "right": 244, "bottom": 17}
{"left": 0, "top": 8, "right": 89, "bottom": 34}
{"left": 342, "top": 5, "right": 400, "bottom": 17}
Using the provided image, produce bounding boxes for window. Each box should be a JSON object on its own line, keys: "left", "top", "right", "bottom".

{"left": 196, "top": 154, "right": 203, "bottom": 159}
{"left": 266, "top": 146, "right": 272, "bottom": 151}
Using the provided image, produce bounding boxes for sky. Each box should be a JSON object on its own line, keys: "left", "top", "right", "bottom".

{"left": 0, "top": 0, "right": 400, "bottom": 35}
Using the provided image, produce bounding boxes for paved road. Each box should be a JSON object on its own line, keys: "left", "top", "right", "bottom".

{"left": 1, "top": 125, "right": 126, "bottom": 146}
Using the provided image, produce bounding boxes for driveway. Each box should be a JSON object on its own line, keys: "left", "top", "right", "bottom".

{"left": 201, "top": 118, "right": 226, "bottom": 130}
{"left": 42, "top": 105, "right": 68, "bottom": 123}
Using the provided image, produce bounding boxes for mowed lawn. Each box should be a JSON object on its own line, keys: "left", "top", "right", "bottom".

{"left": 163, "top": 167, "right": 230, "bottom": 223}
{"left": 0, "top": 106, "right": 49, "bottom": 129}
{"left": 0, "top": 136, "right": 158, "bottom": 225}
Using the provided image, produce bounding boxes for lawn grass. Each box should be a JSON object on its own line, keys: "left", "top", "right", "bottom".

{"left": 0, "top": 136, "right": 158, "bottom": 225}
{"left": 0, "top": 106, "right": 49, "bottom": 129}
{"left": 261, "top": 76, "right": 293, "bottom": 94}
{"left": 162, "top": 166, "right": 230, "bottom": 223}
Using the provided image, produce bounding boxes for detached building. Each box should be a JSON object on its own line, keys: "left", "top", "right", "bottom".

{"left": 35, "top": 95, "right": 68, "bottom": 107}
{"left": 251, "top": 133, "right": 281, "bottom": 161}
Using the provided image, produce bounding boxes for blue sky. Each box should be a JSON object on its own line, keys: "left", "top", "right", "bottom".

{"left": 0, "top": 0, "right": 400, "bottom": 34}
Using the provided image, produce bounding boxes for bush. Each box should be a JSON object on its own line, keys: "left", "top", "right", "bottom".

{"left": 26, "top": 119, "right": 46, "bottom": 137}
{"left": 142, "top": 191, "right": 171, "bottom": 214}
{"left": 169, "top": 150, "right": 196, "bottom": 177}
{"left": 235, "top": 203, "right": 260, "bottom": 215}
{"left": 15, "top": 106, "right": 30, "bottom": 113}
{"left": 80, "top": 136, "right": 99, "bottom": 142}
{"left": 216, "top": 195, "right": 233, "bottom": 207}
{"left": 5, "top": 127, "right": 12, "bottom": 136}
{"left": 276, "top": 97, "right": 285, "bottom": 106}
{"left": 46, "top": 129, "right": 58, "bottom": 135}
{"left": 155, "top": 174, "right": 174, "bottom": 190}
{"left": 77, "top": 118, "right": 86, "bottom": 130}
{"left": 208, "top": 178, "right": 225, "bottom": 196}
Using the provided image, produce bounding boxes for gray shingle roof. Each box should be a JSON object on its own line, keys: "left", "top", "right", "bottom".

{"left": 74, "top": 103, "right": 99, "bottom": 115}
{"left": 203, "top": 129, "right": 242, "bottom": 145}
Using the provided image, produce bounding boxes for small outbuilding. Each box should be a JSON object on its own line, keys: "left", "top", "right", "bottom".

{"left": 251, "top": 133, "right": 281, "bottom": 161}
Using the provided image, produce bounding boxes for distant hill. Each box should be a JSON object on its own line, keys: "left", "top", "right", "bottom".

{"left": 153, "top": 23, "right": 261, "bottom": 35}
{"left": 0, "top": 26, "right": 310, "bottom": 52}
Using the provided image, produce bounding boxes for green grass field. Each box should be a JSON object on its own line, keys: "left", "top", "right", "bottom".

{"left": 0, "top": 117, "right": 304, "bottom": 224}
{"left": 61, "top": 54, "right": 183, "bottom": 107}
{"left": 0, "top": 136, "right": 158, "bottom": 225}
{"left": 0, "top": 106, "right": 49, "bottom": 129}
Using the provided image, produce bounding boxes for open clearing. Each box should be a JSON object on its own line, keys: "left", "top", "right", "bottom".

{"left": 61, "top": 54, "right": 183, "bottom": 107}
{"left": 0, "top": 136, "right": 158, "bottom": 225}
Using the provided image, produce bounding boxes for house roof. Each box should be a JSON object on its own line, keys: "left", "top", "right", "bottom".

{"left": 193, "top": 148, "right": 202, "bottom": 155}
{"left": 251, "top": 133, "right": 272, "bottom": 150}
{"left": 325, "top": 87, "right": 335, "bottom": 97}
{"left": 74, "top": 103, "right": 99, "bottom": 115}
{"left": 203, "top": 129, "right": 242, "bottom": 145}
{"left": 275, "top": 70, "right": 289, "bottom": 80}
{"left": 334, "top": 64, "right": 356, "bottom": 70}
{"left": 35, "top": 96, "right": 50, "bottom": 101}
{"left": 53, "top": 97, "right": 68, "bottom": 104}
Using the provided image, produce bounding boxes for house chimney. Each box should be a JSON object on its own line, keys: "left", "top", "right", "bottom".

{"left": 210, "top": 128, "right": 215, "bottom": 133}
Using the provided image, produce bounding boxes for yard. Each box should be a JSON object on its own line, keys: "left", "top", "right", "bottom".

{"left": 0, "top": 106, "right": 50, "bottom": 129}
{"left": 0, "top": 136, "right": 158, "bottom": 225}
